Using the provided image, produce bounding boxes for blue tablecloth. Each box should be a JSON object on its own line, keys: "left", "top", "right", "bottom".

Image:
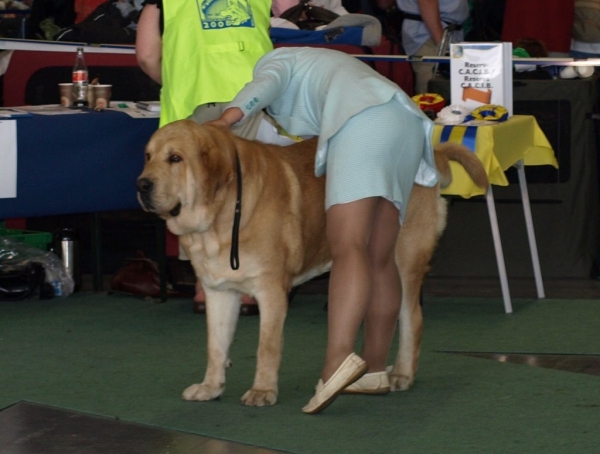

{"left": 0, "top": 109, "right": 159, "bottom": 219}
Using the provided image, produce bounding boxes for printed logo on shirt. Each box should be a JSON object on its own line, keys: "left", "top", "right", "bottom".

{"left": 197, "top": 0, "right": 256, "bottom": 29}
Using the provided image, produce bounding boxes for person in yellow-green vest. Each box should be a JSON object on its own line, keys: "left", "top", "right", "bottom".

{"left": 136, "top": 0, "right": 273, "bottom": 129}
{"left": 136, "top": 0, "right": 273, "bottom": 313}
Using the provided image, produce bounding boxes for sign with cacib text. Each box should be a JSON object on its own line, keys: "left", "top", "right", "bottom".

{"left": 450, "top": 42, "right": 513, "bottom": 116}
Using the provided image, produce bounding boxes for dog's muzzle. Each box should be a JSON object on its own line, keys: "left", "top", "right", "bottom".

{"left": 169, "top": 203, "right": 182, "bottom": 217}
{"left": 136, "top": 177, "right": 182, "bottom": 217}
{"left": 136, "top": 177, "right": 155, "bottom": 212}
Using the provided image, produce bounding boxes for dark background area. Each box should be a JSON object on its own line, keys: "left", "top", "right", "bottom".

{"left": 24, "top": 66, "right": 160, "bottom": 105}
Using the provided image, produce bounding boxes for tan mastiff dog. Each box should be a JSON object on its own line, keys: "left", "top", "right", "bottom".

{"left": 136, "top": 120, "right": 488, "bottom": 406}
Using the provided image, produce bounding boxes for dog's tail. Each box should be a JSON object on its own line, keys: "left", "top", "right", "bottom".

{"left": 433, "top": 142, "right": 489, "bottom": 190}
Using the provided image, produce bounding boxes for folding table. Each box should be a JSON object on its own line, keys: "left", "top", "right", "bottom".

{"left": 434, "top": 115, "right": 559, "bottom": 313}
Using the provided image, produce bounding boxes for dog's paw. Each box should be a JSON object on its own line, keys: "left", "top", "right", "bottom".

{"left": 182, "top": 383, "right": 223, "bottom": 401}
{"left": 241, "top": 388, "right": 277, "bottom": 406}
{"left": 388, "top": 373, "right": 414, "bottom": 392}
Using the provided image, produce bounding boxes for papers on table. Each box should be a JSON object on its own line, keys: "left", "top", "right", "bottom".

{"left": 4, "top": 103, "right": 159, "bottom": 119}
{"left": 17, "top": 105, "right": 89, "bottom": 115}
{"left": 0, "top": 108, "right": 32, "bottom": 118}
{"left": 107, "top": 101, "right": 160, "bottom": 118}
{"left": 135, "top": 101, "right": 160, "bottom": 112}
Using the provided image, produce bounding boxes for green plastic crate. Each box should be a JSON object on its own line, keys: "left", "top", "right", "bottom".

{"left": 0, "top": 223, "right": 53, "bottom": 251}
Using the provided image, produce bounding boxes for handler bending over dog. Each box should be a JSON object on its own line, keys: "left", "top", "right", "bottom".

{"left": 208, "top": 47, "right": 438, "bottom": 414}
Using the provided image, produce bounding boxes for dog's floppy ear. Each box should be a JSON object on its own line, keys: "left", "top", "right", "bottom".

{"left": 195, "top": 124, "right": 237, "bottom": 204}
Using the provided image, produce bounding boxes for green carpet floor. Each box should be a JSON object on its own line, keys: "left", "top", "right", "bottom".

{"left": 1, "top": 293, "right": 599, "bottom": 453}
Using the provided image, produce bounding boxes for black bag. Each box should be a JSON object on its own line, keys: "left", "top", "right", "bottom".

{"left": 464, "top": 0, "right": 506, "bottom": 43}
{"left": 280, "top": 0, "right": 340, "bottom": 30}
{"left": 0, "top": 262, "right": 54, "bottom": 301}
{"left": 26, "top": 0, "right": 76, "bottom": 39}
{"left": 55, "top": 0, "right": 137, "bottom": 44}
{"left": 380, "top": 4, "right": 404, "bottom": 46}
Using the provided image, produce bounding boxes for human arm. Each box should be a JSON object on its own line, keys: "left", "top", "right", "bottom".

{"left": 211, "top": 52, "right": 292, "bottom": 127}
{"left": 232, "top": 54, "right": 291, "bottom": 106}
{"left": 418, "top": 0, "right": 444, "bottom": 45}
{"left": 135, "top": 4, "right": 162, "bottom": 85}
{"left": 206, "top": 56, "right": 288, "bottom": 128}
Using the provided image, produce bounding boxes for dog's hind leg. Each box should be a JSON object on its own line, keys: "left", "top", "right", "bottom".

{"left": 240, "top": 284, "right": 289, "bottom": 406}
{"left": 389, "top": 186, "right": 446, "bottom": 391}
{"left": 182, "top": 288, "right": 241, "bottom": 402}
{"left": 389, "top": 264, "right": 424, "bottom": 392}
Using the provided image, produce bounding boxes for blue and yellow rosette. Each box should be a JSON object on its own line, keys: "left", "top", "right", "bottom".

{"left": 463, "top": 105, "right": 509, "bottom": 123}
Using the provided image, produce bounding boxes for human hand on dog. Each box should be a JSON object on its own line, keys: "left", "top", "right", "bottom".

{"left": 205, "top": 107, "right": 244, "bottom": 129}
{"left": 204, "top": 119, "right": 230, "bottom": 129}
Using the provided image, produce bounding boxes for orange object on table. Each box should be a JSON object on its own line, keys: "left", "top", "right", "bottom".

{"left": 412, "top": 93, "right": 445, "bottom": 113}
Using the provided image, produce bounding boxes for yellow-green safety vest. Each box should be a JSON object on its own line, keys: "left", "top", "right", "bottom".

{"left": 160, "top": 0, "right": 273, "bottom": 126}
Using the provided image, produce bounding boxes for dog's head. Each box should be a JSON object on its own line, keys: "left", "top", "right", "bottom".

{"left": 136, "top": 119, "right": 237, "bottom": 234}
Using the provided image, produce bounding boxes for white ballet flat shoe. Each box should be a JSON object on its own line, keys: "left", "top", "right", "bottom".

{"left": 342, "top": 371, "right": 391, "bottom": 395}
{"left": 302, "top": 353, "right": 367, "bottom": 414}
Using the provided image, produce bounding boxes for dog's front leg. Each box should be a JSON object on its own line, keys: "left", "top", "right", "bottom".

{"left": 241, "top": 286, "right": 288, "bottom": 407}
{"left": 182, "top": 288, "right": 241, "bottom": 402}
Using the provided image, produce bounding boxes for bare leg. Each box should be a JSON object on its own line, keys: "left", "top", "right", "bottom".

{"left": 361, "top": 198, "right": 401, "bottom": 371}
{"left": 321, "top": 197, "right": 378, "bottom": 382}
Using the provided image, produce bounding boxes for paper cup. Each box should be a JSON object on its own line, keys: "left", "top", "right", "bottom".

{"left": 59, "top": 83, "right": 74, "bottom": 107}
{"left": 92, "top": 84, "right": 112, "bottom": 109}
{"left": 87, "top": 86, "right": 95, "bottom": 108}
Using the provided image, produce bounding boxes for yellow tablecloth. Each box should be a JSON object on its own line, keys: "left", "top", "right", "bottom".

{"left": 434, "top": 115, "right": 559, "bottom": 198}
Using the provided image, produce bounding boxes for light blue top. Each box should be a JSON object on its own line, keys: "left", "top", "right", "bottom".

{"left": 397, "top": 0, "right": 470, "bottom": 55}
{"left": 228, "top": 47, "right": 438, "bottom": 187}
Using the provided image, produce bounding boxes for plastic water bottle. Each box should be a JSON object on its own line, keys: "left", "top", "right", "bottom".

{"left": 72, "top": 47, "right": 89, "bottom": 107}
{"left": 53, "top": 228, "right": 82, "bottom": 292}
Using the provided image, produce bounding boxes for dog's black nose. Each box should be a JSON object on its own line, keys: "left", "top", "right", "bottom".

{"left": 137, "top": 178, "right": 154, "bottom": 194}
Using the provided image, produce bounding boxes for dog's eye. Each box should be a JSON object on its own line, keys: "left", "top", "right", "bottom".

{"left": 169, "top": 154, "right": 182, "bottom": 163}
{"left": 145, "top": 153, "right": 150, "bottom": 162}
